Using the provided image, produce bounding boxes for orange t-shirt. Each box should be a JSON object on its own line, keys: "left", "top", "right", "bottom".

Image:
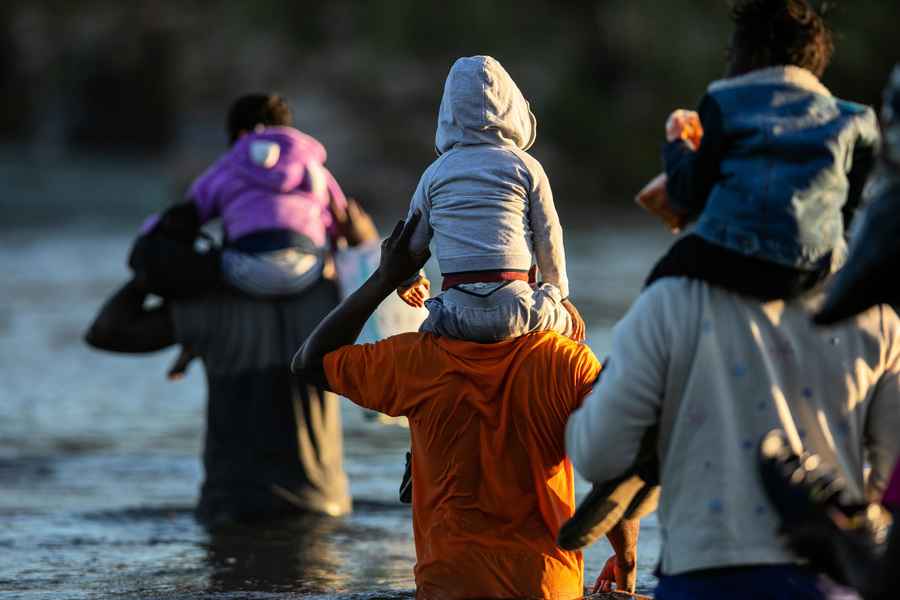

{"left": 324, "top": 331, "right": 601, "bottom": 600}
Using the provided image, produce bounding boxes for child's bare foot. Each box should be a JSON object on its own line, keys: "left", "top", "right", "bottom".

{"left": 167, "top": 347, "right": 196, "bottom": 380}
{"left": 396, "top": 275, "right": 431, "bottom": 308}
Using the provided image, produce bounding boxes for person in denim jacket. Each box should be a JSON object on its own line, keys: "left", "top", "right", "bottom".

{"left": 646, "top": 0, "right": 881, "bottom": 300}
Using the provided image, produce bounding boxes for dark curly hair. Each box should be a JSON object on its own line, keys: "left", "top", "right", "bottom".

{"left": 727, "top": 0, "right": 834, "bottom": 77}
{"left": 226, "top": 94, "right": 293, "bottom": 145}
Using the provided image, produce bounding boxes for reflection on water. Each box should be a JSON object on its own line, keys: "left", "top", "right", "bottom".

{"left": 0, "top": 222, "right": 671, "bottom": 598}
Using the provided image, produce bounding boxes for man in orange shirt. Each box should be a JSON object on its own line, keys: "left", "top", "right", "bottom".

{"left": 293, "top": 213, "right": 637, "bottom": 599}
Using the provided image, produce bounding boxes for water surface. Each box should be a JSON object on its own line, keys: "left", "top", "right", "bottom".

{"left": 0, "top": 222, "right": 672, "bottom": 598}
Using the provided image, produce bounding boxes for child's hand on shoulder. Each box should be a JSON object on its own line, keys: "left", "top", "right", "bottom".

{"left": 396, "top": 274, "right": 431, "bottom": 308}
{"left": 562, "top": 298, "right": 586, "bottom": 343}
{"left": 666, "top": 109, "right": 703, "bottom": 150}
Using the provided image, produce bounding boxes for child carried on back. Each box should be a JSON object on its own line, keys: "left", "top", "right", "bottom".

{"left": 131, "top": 94, "right": 368, "bottom": 377}
{"left": 391, "top": 55, "right": 584, "bottom": 505}
{"left": 396, "top": 55, "right": 585, "bottom": 344}
{"left": 559, "top": 0, "right": 883, "bottom": 561}
{"left": 637, "top": 0, "right": 880, "bottom": 300}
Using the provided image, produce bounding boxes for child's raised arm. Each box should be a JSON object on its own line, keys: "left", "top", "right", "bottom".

{"left": 663, "top": 94, "right": 726, "bottom": 220}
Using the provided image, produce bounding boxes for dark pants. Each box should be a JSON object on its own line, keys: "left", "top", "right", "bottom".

{"left": 645, "top": 234, "right": 831, "bottom": 301}
{"left": 656, "top": 565, "right": 861, "bottom": 600}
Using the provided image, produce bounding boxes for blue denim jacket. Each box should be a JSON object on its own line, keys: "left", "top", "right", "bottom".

{"left": 664, "top": 66, "right": 880, "bottom": 270}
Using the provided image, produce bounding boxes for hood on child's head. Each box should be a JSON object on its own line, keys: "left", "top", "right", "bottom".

{"left": 435, "top": 55, "right": 537, "bottom": 155}
{"left": 229, "top": 126, "right": 328, "bottom": 193}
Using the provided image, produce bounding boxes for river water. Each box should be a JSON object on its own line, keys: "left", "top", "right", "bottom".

{"left": 0, "top": 221, "right": 672, "bottom": 599}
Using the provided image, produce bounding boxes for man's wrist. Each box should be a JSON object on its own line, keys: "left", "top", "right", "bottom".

{"left": 371, "top": 268, "right": 404, "bottom": 295}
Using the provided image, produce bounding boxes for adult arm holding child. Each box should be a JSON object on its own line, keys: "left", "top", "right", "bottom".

{"left": 661, "top": 95, "right": 726, "bottom": 221}
{"left": 395, "top": 177, "right": 433, "bottom": 308}
{"left": 292, "top": 211, "right": 430, "bottom": 385}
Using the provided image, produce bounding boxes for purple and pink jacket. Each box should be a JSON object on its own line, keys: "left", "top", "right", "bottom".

{"left": 188, "top": 126, "right": 347, "bottom": 248}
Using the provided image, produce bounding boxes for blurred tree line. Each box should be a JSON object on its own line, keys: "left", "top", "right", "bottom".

{"left": 0, "top": 0, "right": 897, "bottom": 222}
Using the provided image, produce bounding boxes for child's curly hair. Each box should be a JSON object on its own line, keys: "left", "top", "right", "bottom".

{"left": 226, "top": 94, "right": 293, "bottom": 145}
{"left": 728, "top": 0, "right": 834, "bottom": 77}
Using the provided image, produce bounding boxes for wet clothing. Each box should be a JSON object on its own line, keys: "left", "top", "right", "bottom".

{"left": 656, "top": 565, "right": 861, "bottom": 600}
{"left": 665, "top": 66, "right": 879, "bottom": 271}
{"left": 420, "top": 280, "right": 573, "bottom": 342}
{"left": 189, "top": 126, "right": 347, "bottom": 247}
{"left": 324, "top": 331, "right": 601, "bottom": 599}
{"left": 645, "top": 234, "right": 832, "bottom": 301}
{"left": 173, "top": 278, "right": 351, "bottom": 522}
{"left": 566, "top": 277, "right": 900, "bottom": 577}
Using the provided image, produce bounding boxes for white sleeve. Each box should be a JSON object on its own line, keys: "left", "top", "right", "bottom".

{"left": 527, "top": 160, "right": 570, "bottom": 298}
{"left": 565, "top": 286, "right": 672, "bottom": 482}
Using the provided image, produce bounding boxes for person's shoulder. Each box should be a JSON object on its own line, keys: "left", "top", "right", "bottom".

{"left": 417, "top": 151, "right": 455, "bottom": 184}
{"left": 505, "top": 146, "right": 547, "bottom": 178}
{"left": 640, "top": 276, "right": 702, "bottom": 311}
{"left": 833, "top": 97, "right": 876, "bottom": 118}
{"left": 190, "top": 149, "right": 234, "bottom": 187}
{"left": 355, "top": 331, "right": 436, "bottom": 356}
{"left": 524, "top": 331, "right": 600, "bottom": 369}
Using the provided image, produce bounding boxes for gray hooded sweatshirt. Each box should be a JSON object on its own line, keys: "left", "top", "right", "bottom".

{"left": 406, "top": 56, "right": 569, "bottom": 298}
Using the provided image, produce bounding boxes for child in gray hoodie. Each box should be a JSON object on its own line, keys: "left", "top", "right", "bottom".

{"left": 398, "top": 55, "right": 584, "bottom": 343}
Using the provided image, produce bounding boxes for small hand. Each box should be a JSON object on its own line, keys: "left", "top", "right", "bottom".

{"left": 377, "top": 211, "right": 431, "bottom": 290}
{"left": 561, "top": 298, "right": 585, "bottom": 342}
{"left": 665, "top": 109, "right": 704, "bottom": 150}
{"left": 397, "top": 275, "right": 431, "bottom": 308}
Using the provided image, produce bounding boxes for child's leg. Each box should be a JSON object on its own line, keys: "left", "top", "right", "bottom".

{"left": 220, "top": 248, "right": 324, "bottom": 299}
{"left": 420, "top": 281, "right": 573, "bottom": 342}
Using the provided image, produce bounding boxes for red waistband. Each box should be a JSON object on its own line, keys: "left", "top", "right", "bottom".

{"left": 441, "top": 269, "right": 532, "bottom": 291}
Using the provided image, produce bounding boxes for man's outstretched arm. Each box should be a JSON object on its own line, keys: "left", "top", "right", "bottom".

{"left": 292, "top": 211, "right": 429, "bottom": 386}
{"left": 85, "top": 278, "right": 175, "bottom": 353}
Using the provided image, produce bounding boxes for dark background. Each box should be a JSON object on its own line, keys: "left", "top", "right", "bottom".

{"left": 1, "top": 0, "right": 897, "bottom": 229}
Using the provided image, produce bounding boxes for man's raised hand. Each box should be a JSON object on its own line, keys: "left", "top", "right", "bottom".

{"left": 377, "top": 211, "right": 431, "bottom": 290}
